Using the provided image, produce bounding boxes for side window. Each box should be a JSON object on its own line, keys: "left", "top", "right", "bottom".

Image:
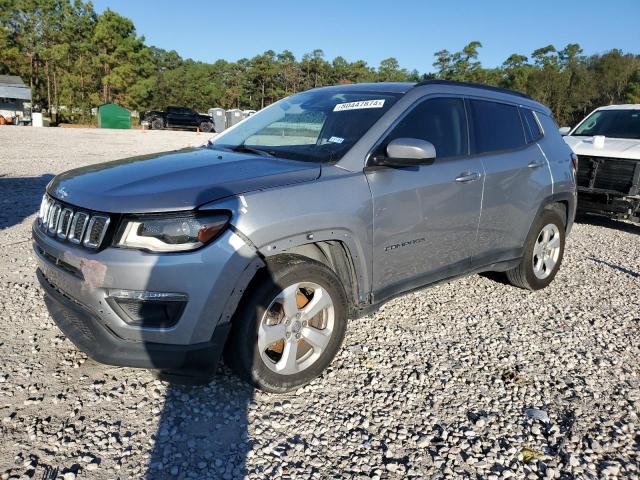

{"left": 521, "top": 108, "right": 543, "bottom": 143}
{"left": 383, "top": 97, "right": 468, "bottom": 159}
{"left": 536, "top": 112, "right": 560, "bottom": 137}
{"left": 469, "top": 99, "right": 526, "bottom": 154}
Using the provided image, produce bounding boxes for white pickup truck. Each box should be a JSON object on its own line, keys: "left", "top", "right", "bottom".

{"left": 561, "top": 105, "right": 640, "bottom": 222}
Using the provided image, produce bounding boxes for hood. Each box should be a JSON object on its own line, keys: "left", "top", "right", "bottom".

{"left": 564, "top": 135, "right": 640, "bottom": 160}
{"left": 47, "top": 147, "right": 321, "bottom": 213}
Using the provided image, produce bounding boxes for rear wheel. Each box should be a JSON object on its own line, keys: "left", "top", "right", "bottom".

{"left": 226, "top": 255, "right": 348, "bottom": 393}
{"left": 506, "top": 209, "right": 565, "bottom": 290}
{"left": 151, "top": 117, "right": 164, "bottom": 130}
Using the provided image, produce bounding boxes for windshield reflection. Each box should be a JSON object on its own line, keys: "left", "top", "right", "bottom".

{"left": 210, "top": 90, "right": 400, "bottom": 162}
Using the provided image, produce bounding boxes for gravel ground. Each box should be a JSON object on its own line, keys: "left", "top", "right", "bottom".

{"left": 0, "top": 127, "right": 639, "bottom": 480}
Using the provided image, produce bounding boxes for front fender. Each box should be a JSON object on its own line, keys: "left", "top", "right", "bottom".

{"left": 199, "top": 165, "right": 374, "bottom": 304}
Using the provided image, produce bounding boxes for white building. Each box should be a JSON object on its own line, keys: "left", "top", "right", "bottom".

{"left": 0, "top": 75, "right": 32, "bottom": 125}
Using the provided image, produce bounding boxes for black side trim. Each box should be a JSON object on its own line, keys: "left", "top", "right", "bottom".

{"left": 372, "top": 258, "right": 470, "bottom": 305}
{"left": 357, "top": 257, "right": 520, "bottom": 319}
{"left": 37, "top": 269, "right": 229, "bottom": 375}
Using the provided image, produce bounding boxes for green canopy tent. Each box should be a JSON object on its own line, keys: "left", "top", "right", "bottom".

{"left": 98, "top": 103, "right": 131, "bottom": 129}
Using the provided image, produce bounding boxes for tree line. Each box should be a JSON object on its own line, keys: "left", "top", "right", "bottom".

{"left": 1, "top": 0, "right": 639, "bottom": 126}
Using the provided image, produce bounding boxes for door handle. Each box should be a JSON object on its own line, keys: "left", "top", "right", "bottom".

{"left": 455, "top": 171, "right": 481, "bottom": 183}
{"left": 528, "top": 161, "right": 544, "bottom": 169}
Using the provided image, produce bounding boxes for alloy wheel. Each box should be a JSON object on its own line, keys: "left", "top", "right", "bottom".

{"left": 532, "top": 223, "right": 561, "bottom": 279}
{"left": 257, "top": 282, "right": 334, "bottom": 375}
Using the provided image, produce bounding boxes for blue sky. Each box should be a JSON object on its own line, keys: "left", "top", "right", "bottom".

{"left": 92, "top": 0, "right": 640, "bottom": 72}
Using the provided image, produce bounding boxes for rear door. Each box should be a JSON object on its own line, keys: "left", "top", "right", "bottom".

{"left": 166, "top": 107, "right": 192, "bottom": 127}
{"left": 183, "top": 108, "right": 199, "bottom": 127}
{"left": 468, "top": 99, "right": 552, "bottom": 265}
{"left": 166, "top": 107, "right": 182, "bottom": 127}
{"left": 366, "top": 96, "right": 484, "bottom": 302}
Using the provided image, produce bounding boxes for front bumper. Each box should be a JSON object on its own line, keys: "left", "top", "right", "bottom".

{"left": 38, "top": 268, "right": 229, "bottom": 372}
{"left": 33, "top": 220, "right": 262, "bottom": 372}
{"left": 577, "top": 190, "right": 640, "bottom": 222}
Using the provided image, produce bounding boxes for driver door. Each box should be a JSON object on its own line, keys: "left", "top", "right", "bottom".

{"left": 365, "top": 96, "right": 484, "bottom": 302}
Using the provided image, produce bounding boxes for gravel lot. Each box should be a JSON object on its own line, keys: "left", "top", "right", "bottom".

{"left": 1, "top": 127, "right": 639, "bottom": 480}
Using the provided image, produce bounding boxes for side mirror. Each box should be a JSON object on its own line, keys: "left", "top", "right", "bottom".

{"left": 559, "top": 127, "right": 571, "bottom": 136}
{"left": 371, "top": 138, "right": 436, "bottom": 167}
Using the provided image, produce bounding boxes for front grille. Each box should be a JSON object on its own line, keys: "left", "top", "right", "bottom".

{"left": 37, "top": 195, "right": 111, "bottom": 249}
{"left": 577, "top": 155, "right": 640, "bottom": 194}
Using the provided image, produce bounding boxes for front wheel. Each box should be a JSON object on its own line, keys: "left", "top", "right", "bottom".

{"left": 225, "top": 255, "right": 348, "bottom": 393}
{"left": 506, "top": 209, "right": 566, "bottom": 290}
{"left": 199, "top": 121, "right": 214, "bottom": 133}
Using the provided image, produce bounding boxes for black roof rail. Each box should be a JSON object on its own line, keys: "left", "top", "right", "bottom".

{"left": 414, "top": 80, "right": 533, "bottom": 100}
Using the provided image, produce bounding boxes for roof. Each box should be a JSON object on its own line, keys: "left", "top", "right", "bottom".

{"left": 0, "top": 86, "right": 31, "bottom": 100}
{"left": 98, "top": 102, "right": 130, "bottom": 112}
{"left": 305, "top": 80, "right": 550, "bottom": 115}
{"left": 415, "top": 80, "right": 532, "bottom": 99}
{"left": 0, "top": 75, "right": 31, "bottom": 101}
{"left": 312, "top": 80, "right": 536, "bottom": 99}
{"left": 596, "top": 104, "right": 640, "bottom": 111}
{"left": 312, "top": 82, "right": 416, "bottom": 94}
{"left": 0, "top": 75, "right": 27, "bottom": 87}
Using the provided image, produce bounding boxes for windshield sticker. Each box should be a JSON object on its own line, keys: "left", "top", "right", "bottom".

{"left": 328, "top": 136, "right": 344, "bottom": 144}
{"left": 333, "top": 99, "right": 385, "bottom": 112}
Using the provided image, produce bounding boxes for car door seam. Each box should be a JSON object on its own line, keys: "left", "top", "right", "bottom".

{"left": 473, "top": 159, "right": 487, "bottom": 260}
{"left": 536, "top": 143, "right": 554, "bottom": 195}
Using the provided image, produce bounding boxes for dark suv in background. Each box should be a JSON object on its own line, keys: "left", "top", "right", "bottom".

{"left": 142, "top": 106, "right": 215, "bottom": 132}
{"left": 35, "top": 81, "right": 576, "bottom": 392}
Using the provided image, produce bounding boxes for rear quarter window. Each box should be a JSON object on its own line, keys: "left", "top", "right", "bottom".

{"left": 469, "top": 99, "right": 527, "bottom": 154}
{"left": 520, "top": 108, "right": 543, "bottom": 143}
{"left": 536, "top": 112, "right": 561, "bottom": 138}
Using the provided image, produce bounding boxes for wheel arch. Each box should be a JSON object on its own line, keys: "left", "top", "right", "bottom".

{"left": 536, "top": 191, "right": 576, "bottom": 234}
{"left": 274, "top": 240, "right": 360, "bottom": 313}
{"left": 219, "top": 236, "right": 366, "bottom": 331}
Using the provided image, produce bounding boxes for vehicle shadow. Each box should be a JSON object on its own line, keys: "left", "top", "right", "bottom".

{"left": 575, "top": 213, "right": 640, "bottom": 235}
{"left": 146, "top": 370, "right": 255, "bottom": 479}
{"left": 143, "top": 189, "right": 269, "bottom": 479}
{"left": 0, "top": 174, "right": 54, "bottom": 230}
{"left": 587, "top": 257, "right": 640, "bottom": 279}
{"left": 144, "top": 270, "right": 274, "bottom": 479}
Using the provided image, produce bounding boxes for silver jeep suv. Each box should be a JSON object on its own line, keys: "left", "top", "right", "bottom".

{"left": 34, "top": 81, "right": 577, "bottom": 392}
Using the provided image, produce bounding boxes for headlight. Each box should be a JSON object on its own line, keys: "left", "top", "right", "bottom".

{"left": 115, "top": 212, "right": 230, "bottom": 252}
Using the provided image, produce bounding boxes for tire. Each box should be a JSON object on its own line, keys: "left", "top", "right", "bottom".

{"left": 199, "top": 121, "right": 214, "bottom": 133}
{"left": 151, "top": 117, "right": 164, "bottom": 130}
{"left": 506, "top": 209, "right": 566, "bottom": 290}
{"left": 225, "top": 255, "right": 348, "bottom": 393}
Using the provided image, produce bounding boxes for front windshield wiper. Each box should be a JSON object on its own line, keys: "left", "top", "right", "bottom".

{"left": 230, "top": 144, "right": 273, "bottom": 157}
{"left": 206, "top": 141, "right": 273, "bottom": 157}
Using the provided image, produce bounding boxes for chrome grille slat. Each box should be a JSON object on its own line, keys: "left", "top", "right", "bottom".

{"left": 37, "top": 195, "right": 110, "bottom": 249}
{"left": 69, "top": 212, "right": 89, "bottom": 244}
{"left": 83, "top": 215, "right": 110, "bottom": 248}
{"left": 47, "top": 204, "right": 61, "bottom": 233}
{"left": 56, "top": 208, "right": 74, "bottom": 239}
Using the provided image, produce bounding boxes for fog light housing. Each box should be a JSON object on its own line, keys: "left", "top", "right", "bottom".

{"left": 106, "top": 290, "right": 187, "bottom": 328}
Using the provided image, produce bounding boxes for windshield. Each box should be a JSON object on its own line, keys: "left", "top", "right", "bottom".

{"left": 209, "top": 90, "right": 400, "bottom": 162}
{"left": 573, "top": 109, "right": 640, "bottom": 139}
